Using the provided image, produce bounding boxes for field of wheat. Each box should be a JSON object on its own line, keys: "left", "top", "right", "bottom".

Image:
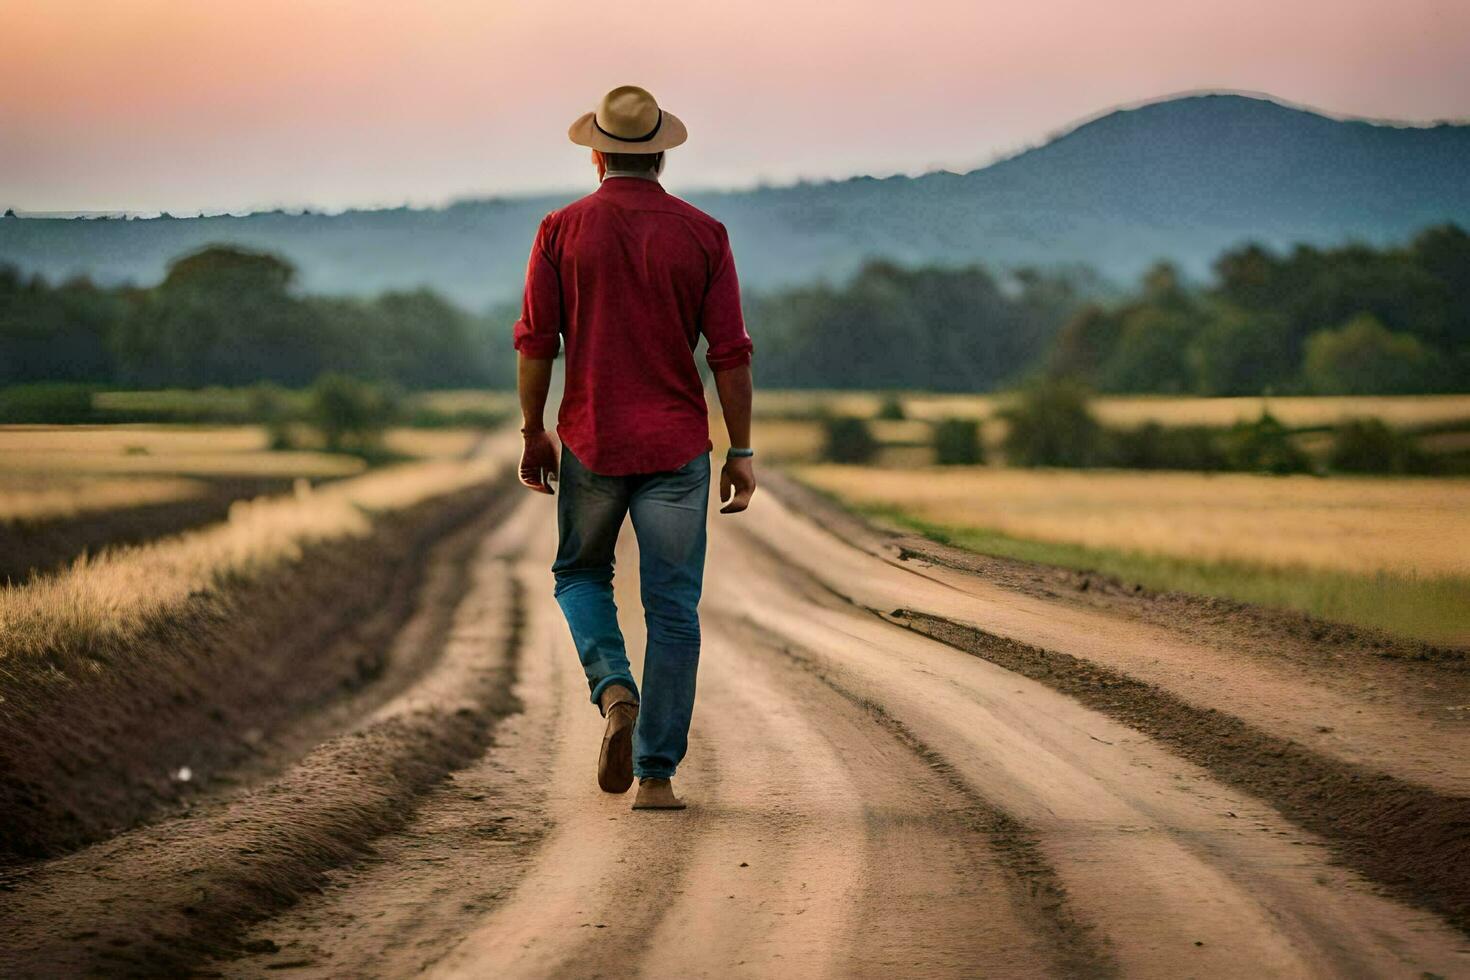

{"left": 794, "top": 463, "right": 1470, "bottom": 643}
{"left": 0, "top": 475, "right": 207, "bottom": 523}
{"left": 797, "top": 465, "right": 1470, "bottom": 577}
{"left": 0, "top": 451, "right": 504, "bottom": 657}
{"left": 0, "top": 425, "right": 366, "bottom": 479}
{"left": 756, "top": 391, "right": 1470, "bottom": 428}
{"left": 0, "top": 424, "right": 487, "bottom": 481}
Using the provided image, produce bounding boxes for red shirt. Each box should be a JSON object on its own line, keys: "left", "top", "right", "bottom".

{"left": 513, "top": 177, "right": 753, "bottom": 476}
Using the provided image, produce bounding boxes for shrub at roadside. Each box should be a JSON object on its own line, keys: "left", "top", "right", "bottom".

{"left": 1108, "top": 422, "right": 1227, "bottom": 471}
{"left": 933, "top": 418, "right": 984, "bottom": 465}
{"left": 1000, "top": 381, "right": 1104, "bottom": 467}
{"left": 1220, "top": 412, "right": 1313, "bottom": 474}
{"left": 308, "top": 373, "right": 398, "bottom": 454}
{"left": 823, "top": 416, "right": 878, "bottom": 463}
{"left": 875, "top": 395, "right": 907, "bottom": 420}
{"left": 1329, "top": 418, "right": 1432, "bottom": 474}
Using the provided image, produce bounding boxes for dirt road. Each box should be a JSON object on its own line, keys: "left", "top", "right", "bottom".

{"left": 217, "top": 478, "right": 1466, "bottom": 979}
{"left": 4, "top": 468, "right": 1467, "bottom": 977}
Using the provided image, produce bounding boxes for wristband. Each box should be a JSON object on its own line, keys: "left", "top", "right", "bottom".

{"left": 726, "top": 447, "right": 755, "bottom": 458}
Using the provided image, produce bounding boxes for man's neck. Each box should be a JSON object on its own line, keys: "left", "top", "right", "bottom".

{"left": 602, "top": 170, "right": 660, "bottom": 183}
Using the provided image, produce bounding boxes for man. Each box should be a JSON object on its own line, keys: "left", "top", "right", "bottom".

{"left": 513, "top": 85, "right": 756, "bottom": 811}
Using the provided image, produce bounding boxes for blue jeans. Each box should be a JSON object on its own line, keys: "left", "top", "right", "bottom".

{"left": 552, "top": 445, "right": 710, "bottom": 781}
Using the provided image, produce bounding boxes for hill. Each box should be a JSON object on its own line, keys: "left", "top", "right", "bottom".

{"left": 3, "top": 93, "right": 1467, "bottom": 309}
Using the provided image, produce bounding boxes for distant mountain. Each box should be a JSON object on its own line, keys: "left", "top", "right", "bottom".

{"left": 3, "top": 94, "right": 1467, "bottom": 309}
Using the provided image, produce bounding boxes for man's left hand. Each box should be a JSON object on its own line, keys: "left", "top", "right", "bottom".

{"left": 719, "top": 456, "right": 756, "bottom": 514}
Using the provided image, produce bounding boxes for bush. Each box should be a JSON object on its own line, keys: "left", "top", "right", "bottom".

{"left": 933, "top": 418, "right": 984, "bottom": 465}
{"left": 1107, "top": 422, "right": 1227, "bottom": 471}
{"left": 875, "top": 395, "right": 906, "bottom": 420}
{"left": 1328, "top": 418, "right": 1431, "bottom": 474}
{"left": 248, "top": 382, "right": 296, "bottom": 450}
{"left": 1220, "top": 412, "right": 1312, "bottom": 474}
{"left": 822, "top": 416, "right": 877, "bottom": 463}
{"left": 1001, "top": 381, "right": 1104, "bottom": 467}
{"left": 0, "top": 383, "right": 98, "bottom": 424}
{"left": 307, "top": 373, "right": 396, "bottom": 453}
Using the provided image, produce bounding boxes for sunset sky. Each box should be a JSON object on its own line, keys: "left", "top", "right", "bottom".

{"left": 4, "top": 0, "right": 1468, "bottom": 214}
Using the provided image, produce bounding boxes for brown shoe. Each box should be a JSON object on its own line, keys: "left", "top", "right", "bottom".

{"left": 631, "top": 777, "right": 686, "bottom": 811}
{"left": 597, "top": 685, "right": 638, "bottom": 794}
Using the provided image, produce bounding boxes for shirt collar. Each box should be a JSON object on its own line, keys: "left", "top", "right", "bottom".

{"left": 599, "top": 172, "right": 665, "bottom": 193}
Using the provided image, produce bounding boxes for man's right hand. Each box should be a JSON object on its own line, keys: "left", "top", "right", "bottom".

{"left": 519, "top": 430, "right": 558, "bottom": 494}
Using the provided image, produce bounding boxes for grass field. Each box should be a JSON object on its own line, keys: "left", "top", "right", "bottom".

{"left": 795, "top": 464, "right": 1470, "bottom": 645}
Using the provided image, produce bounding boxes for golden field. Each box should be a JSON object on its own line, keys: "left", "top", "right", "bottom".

{"left": 795, "top": 463, "right": 1470, "bottom": 644}
{"left": 0, "top": 451, "right": 505, "bottom": 657}
{"left": 795, "top": 465, "right": 1470, "bottom": 578}
{"left": 755, "top": 391, "right": 1470, "bottom": 429}
{"left": 0, "top": 424, "right": 486, "bottom": 484}
{"left": 0, "top": 425, "right": 366, "bottom": 480}
{"left": 0, "top": 475, "right": 207, "bottom": 524}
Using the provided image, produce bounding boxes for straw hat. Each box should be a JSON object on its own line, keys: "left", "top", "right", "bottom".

{"left": 568, "top": 85, "right": 687, "bottom": 153}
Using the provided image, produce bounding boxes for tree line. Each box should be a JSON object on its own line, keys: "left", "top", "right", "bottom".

{"left": 3, "top": 225, "right": 1466, "bottom": 398}
{"left": 0, "top": 246, "right": 512, "bottom": 391}
{"left": 746, "top": 260, "right": 1093, "bottom": 392}
{"left": 1044, "top": 224, "right": 1470, "bottom": 395}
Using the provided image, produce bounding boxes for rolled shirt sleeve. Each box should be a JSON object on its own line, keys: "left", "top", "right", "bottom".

{"left": 701, "top": 225, "right": 754, "bottom": 372}
{"left": 512, "top": 214, "right": 562, "bottom": 360}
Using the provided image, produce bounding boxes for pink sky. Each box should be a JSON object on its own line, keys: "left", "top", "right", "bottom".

{"left": 4, "top": 0, "right": 1468, "bottom": 213}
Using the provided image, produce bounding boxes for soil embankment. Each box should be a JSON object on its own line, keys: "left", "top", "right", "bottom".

{"left": 0, "top": 475, "right": 514, "bottom": 861}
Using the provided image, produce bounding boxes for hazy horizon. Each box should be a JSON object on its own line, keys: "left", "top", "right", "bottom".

{"left": 8, "top": 89, "right": 1465, "bottom": 221}
{"left": 6, "top": 0, "right": 1470, "bottom": 214}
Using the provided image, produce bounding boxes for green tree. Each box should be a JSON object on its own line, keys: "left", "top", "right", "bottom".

{"left": 1097, "top": 306, "right": 1195, "bottom": 393}
{"left": 1186, "top": 304, "right": 1293, "bottom": 396}
{"left": 1303, "top": 314, "right": 1439, "bottom": 395}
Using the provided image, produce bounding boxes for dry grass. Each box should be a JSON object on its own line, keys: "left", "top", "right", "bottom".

{"left": 796, "top": 465, "right": 1470, "bottom": 578}
{"left": 381, "top": 428, "right": 484, "bottom": 460}
{"left": 0, "top": 425, "right": 364, "bottom": 479}
{"left": 413, "top": 389, "right": 518, "bottom": 416}
{"left": 0, "top": 455, "right": 502, "bottom": 659}
{"left": 0, "top": 477, "right": 207, "bottom": 523}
